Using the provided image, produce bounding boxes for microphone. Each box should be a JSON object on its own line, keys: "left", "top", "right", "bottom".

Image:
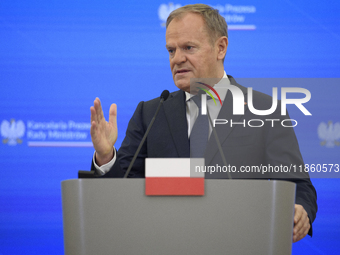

{"left": 206, "top": 106, "right": 232, "bottom": 179}
{"left": 160, "top": 90, "right": 170, "bottom": 101}
{"left": 123, "top": 90, "right": 170, "bottom": 178}
{"left": 194, "top": 90, "right": 231, "bottom": 179}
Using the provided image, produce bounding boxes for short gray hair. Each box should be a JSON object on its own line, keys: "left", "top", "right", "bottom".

{"left": 166, "top": 4, "right": 228, "bottom": 44}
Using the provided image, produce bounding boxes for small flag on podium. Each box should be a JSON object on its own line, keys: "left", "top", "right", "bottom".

{"left": 145, "top": 158, "right": 205, "bottom": 196}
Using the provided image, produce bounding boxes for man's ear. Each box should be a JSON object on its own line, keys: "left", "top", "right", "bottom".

{"left": 216, "top": 36, "right": 228, "bottom": 60}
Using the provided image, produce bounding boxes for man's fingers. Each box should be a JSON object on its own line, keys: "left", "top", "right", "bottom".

{"left": 90, "top": 98, "right": 104, "bottom": 140}
{"left": 90, "top": 119, "right": 97, "bottom": 137}
{"left": 108, "top": 103, "right": 117, "bottom": 127}
{"left": 293, "top": 220, "right": 310, "bottom": 242}
{"left": 294, "top": 217, "right": 303, "bottom": 234}
{"left": 294, "top": 204, "right": 303, "bottom": 224}
{"left": 90, "top": 106, "right": 97, "bottom": 124}
{"left": 294, "top": 205, "right": 304, "bottom": 234}
{"left": 293, "top": 204, "right": 310, "bottom": 242}
{"left": 94, "top": 97, "right": 104, "bottom": 122}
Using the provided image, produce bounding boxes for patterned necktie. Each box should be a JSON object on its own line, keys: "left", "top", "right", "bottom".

{"left": 190, "top": 94, "right": 209, "bottom": 158}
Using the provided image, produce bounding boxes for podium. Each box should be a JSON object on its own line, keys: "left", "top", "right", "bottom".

{"left": 61, "top": 179, "right": 295, "bottom": 255}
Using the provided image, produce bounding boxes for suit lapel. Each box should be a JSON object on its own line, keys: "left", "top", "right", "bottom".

{"left": 205, "top": 77, "right": 248, "bottom": 166}
{"left": 163, "top": 90, "right": 190, "bottom": 157}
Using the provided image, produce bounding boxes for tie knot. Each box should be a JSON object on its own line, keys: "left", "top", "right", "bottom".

{"left": 191, "top": 94, "right": 211, "bottom": 109}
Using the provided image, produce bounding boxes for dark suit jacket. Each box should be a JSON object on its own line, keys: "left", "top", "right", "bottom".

{"left": 91, "top": 76, "right": 317, "bottom": 236}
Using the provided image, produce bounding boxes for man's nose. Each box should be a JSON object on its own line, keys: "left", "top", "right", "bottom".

{"left": 172, "top": 49, "right": 186, "bottom": 64}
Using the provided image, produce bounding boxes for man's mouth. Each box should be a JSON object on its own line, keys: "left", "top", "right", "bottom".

{"left": 175, "top": 69, "right": 190, "bottom": 75}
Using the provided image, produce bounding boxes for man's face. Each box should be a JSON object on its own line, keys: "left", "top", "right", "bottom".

{"left": 165, "top": 13, "right": 222, "bottom": 93}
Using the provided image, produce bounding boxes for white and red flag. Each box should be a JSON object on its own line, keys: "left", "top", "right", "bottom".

{"left": 145, "top": 158, "right": 205, "bottom": 196}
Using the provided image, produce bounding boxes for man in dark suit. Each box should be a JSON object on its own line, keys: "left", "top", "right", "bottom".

{"left": 90, "top": 4, "right": 317, "bottom": 243}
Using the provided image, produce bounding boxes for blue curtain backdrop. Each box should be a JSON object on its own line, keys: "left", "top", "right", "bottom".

{"left": 1, "top": 0, "right": 339, "bottom": 254}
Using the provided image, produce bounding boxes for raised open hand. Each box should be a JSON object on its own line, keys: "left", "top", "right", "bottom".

{"left": 90, "top": 98, "right": 118, "bottom": 166}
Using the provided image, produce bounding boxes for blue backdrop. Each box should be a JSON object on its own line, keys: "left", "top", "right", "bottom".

{"left": 1, "top": 0, "right": 339, "bottom": 254}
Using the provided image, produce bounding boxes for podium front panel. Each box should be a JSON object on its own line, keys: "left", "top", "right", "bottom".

{"left": 62, "top": 179, "right": 295, "bottom": 255}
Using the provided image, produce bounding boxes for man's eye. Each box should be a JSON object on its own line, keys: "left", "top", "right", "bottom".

{"left": 168, "top": 49, "right": 174, "bottom": 54}
{"left": 186, "top": 46, "right": 193, "bottom": 50}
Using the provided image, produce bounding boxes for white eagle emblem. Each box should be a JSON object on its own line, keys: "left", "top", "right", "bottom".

{"left": 158, "top": 3, "right": 181, "bottom": 27}
{"left": 1, "top": 119, "right": 26, "bottom": 146}
{"left": 317, "top": 121, "right": 340, "bottom": 148}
